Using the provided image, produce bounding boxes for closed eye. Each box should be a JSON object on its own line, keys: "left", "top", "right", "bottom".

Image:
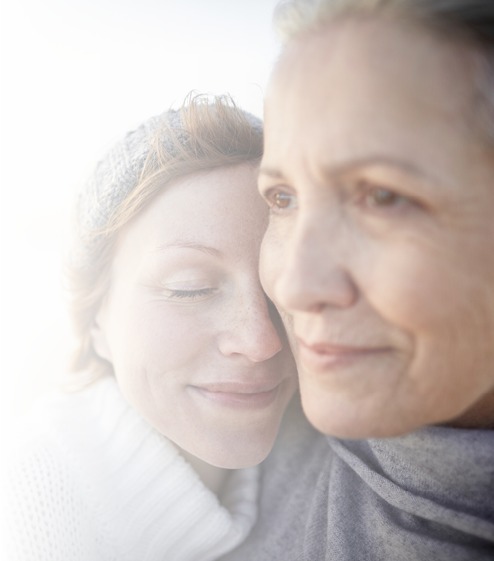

{"left": 167, "top": 288, "right": 216, "bottom": 301}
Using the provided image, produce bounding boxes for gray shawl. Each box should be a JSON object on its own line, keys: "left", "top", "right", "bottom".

{"left": 221, "top": 398, "right": 494, "bottom": 560}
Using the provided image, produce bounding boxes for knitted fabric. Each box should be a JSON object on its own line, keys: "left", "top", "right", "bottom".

{"left": 220, "top": 398, "right": 494, "bottom": 561}
{"left": 3, "top": 377, "right": 260, "bottom": 561}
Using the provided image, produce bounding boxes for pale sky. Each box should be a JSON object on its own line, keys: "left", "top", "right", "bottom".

{"left": 2, "top": 0, "right": 280, "bottom": 218}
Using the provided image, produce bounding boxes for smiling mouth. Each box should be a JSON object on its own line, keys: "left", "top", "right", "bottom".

{"left": 297, "top": 337, "right": 392, "bottom": 373}
{"left": 190, "top": 382, "right": 281, "bottom": 409}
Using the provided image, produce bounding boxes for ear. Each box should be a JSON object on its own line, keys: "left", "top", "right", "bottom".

{"left": 90, "top": 309, "right": 113, "bottom": 363}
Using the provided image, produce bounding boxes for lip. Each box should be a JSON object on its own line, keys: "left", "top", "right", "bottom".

{"left": 297, "top": 337, "right": 392, "bottom": 373}
{"left": 190, "top": 380, "right": 281, "bottom": 409}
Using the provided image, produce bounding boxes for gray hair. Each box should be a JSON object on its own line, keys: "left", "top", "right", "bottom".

{"left": 274, "top": 0, "right": 494, "bottom": 44}
{"left": 274, "top": 0, "right": 494, "bottom": 142}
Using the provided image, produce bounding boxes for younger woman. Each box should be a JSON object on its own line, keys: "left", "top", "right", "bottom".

{"left": 5, "top": 95, "right": 297, "bottom": 561}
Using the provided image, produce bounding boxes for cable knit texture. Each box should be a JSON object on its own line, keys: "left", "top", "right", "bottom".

{"left": 4, "top": 377, "right": 259, "bottom": 561}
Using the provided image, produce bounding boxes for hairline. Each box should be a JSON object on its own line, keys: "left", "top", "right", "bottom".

{"left": 274, "top": 1, "right": 494, "bottom": 148}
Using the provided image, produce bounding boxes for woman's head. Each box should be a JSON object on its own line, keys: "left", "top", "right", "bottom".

{"left": 67, "top": 95, "right": 297, "bottom": 467}
{"left": 259, "top": 0, "right": 494, "bottom": 438}
{"left": 68, "top": 95, "right": 264, "bottom": 377}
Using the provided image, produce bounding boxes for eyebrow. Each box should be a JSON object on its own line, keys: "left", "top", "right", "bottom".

{"left": 155, "top": 241, "right": 224, "bottom": 259}
{"left": 259, "top": 156, "right": 437, "bottom": 184}
{"left": 258, "top": 166, "right": 285, "bottom": 180}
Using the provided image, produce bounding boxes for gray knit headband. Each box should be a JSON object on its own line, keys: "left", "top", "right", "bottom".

{"left": 71, "top": 106, "right": 263, "bottom": 270}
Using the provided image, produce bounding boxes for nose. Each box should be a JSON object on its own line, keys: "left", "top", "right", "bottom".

{"left": 272, "top": 214, "right": 359, "bottom": 314}
{"left": 217, "top": 286, "right": 284, "bottom": 363}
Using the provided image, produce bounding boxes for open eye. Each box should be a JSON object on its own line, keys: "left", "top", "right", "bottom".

{"left": 275, "top": 193, "right": 297, "bottom": 209}
{"left": 265, "top": 190, "right": 298, "bottom": 211}
{"left": 363, "top": 187, "right": 410, "bottom": 209}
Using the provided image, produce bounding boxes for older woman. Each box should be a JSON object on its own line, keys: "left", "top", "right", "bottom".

{"left": 222, "top": 1, "right": 494, "bottom": 560}
{"left": 5, "top": 96, "right": 297, "bottom": 561}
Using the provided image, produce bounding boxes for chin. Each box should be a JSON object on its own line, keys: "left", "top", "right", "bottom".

{"left": 300, "top": 390, "right": 435, "bottom": 440}
{"left": 197, "top": 442, "right": 274, "bottom": 469}
{"left": 181, "top": 426, "right": 279, "bottom": 469}
{"left": 209, "top": 452, "right": 270, "bottom": 470}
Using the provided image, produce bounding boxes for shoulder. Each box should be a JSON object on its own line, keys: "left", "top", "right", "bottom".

{"left": 5, "top": 377, "right": 122, "bottom": 471}
{"left": 2, "top": 414, "right": 99, "bottom": 561}
{"left": 2, "top": 377, "right": 126, "bottom": 561}
{"left": 2, "top": 409, "right": 46, "bottom": 466}
{"left": 4, "top": 379, "right": 96, "bottom": 455}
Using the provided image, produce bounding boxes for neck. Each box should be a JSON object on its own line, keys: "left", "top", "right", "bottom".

{"left": 442, "top": 388, "right": 494, "bottom": 430}
{"left": 178, "top": 447, "right": 231, "bottom": 495}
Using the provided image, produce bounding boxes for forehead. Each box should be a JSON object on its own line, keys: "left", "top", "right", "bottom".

{"left": 114, "top": 164, "right": 268, "bottom": 265}
{"left": 264, "top": 17, "right": 479, "bottom": 181}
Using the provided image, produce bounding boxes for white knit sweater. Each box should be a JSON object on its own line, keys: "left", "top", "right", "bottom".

{"left": 3, "top": 377, "right": 260, "bottom": 561}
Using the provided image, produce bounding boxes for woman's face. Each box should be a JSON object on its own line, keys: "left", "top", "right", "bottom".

{"left": 259, "top": 18, "right": 494, "bottom": 438}
{"left": 93, "top": 164, "right": 297, "bottom": 468}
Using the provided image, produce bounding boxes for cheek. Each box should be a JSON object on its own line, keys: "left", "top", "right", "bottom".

{"left": 111, "top": 303, "right": 210, "bottom": 380}
{"left": 360, "top": 242, "right": 472, "bottom": 333}
{"left": 360, "top": 242, "right": 494, "bottom": 391}
{"left": 259, "top": 226, "right": 285, "bottom": 301}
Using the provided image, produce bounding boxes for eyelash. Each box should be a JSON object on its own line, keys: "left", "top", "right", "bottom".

{"left": 167, "top": 288, "right": 216, "bottom": 300}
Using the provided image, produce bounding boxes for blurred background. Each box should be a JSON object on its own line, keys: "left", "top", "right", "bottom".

{"left": 0, "top": 0, "right": 281, "bottom": 431}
